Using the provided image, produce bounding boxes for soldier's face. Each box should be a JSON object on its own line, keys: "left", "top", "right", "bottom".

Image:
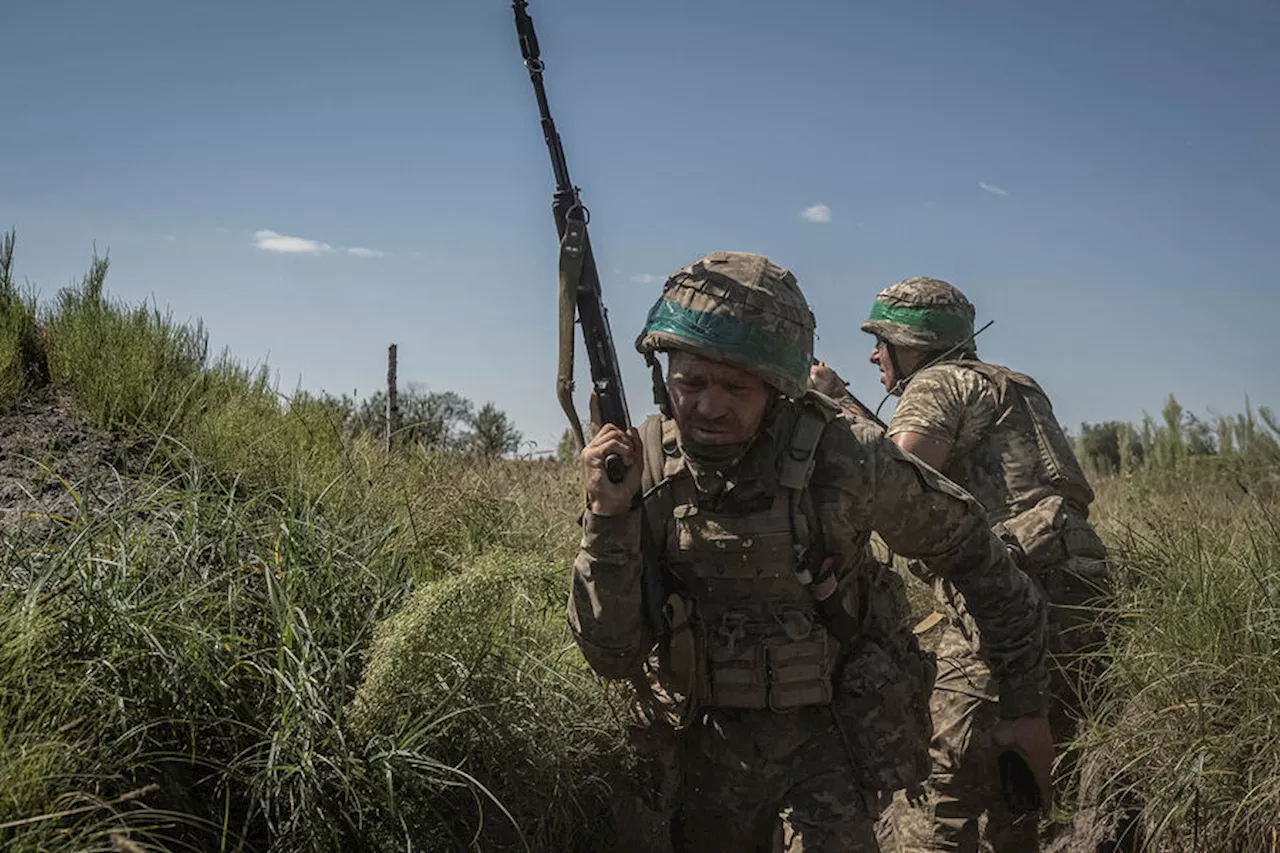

{"left": 869, "top": 338, "right": 928, "bottom": 390}
{"left": 666, "top": 351, "right": 773, "bottom": 445}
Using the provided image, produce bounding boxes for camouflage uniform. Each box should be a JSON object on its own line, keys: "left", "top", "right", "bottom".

{"left": 568, "top": 254, "right": 1050, "bottom": 853}
{"left": 863, "top": 278, "right": 1111, "bottom": 853}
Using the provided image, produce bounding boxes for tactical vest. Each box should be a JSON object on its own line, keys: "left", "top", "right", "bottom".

{"left": 933, "top": 360, "right": 1107, "bottom": 569}
{"left": 637, "top": 396, "right": 937, "bottom": 798}
{"left": 638, "top": 402, "right": 836, "bottom": 711}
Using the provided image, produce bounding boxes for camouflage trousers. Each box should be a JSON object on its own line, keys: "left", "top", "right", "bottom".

{"left": 881, "top": 557, "right": 1112, "bottom": 853}
{"left": 653, "top": 705, "right": 882, "bottom": 853}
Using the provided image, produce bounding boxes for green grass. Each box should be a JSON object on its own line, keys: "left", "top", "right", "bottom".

{"left": 0, "top": 230, "right": 45, "bottom": 406}
{"left": 0, "top": 236, "right": 625, "bottom": 852}
{"left": 1065, "top": 464, "right": 1280, "bottom": 852}
{"left": 0, "top": 453, "right": 625, "bottom": 852}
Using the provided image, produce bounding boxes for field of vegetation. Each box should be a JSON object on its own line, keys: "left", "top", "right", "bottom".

{"left": 1, "top": 231, "right": 1278, "bottom": 852}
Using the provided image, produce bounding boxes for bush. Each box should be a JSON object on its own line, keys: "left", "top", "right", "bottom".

{"left": 348, "top": 549, "right": 627, "bottom": 852}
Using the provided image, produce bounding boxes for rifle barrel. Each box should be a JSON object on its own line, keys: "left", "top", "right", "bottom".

{"left": 514, "top": 1, "right": 573, "bottom": 197}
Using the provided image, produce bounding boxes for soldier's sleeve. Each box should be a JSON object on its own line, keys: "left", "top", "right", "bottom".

{"left": 814, "top": 420, "right": 1049, "bottom": 718}
{"left": 886, "top": 365, "right": 982, "bottom": 445}
{"left": 830, "top": 392, "right": 880, "bottom": 425}
{"left": 566, "top": 507, "right": 652, "bottom": 679}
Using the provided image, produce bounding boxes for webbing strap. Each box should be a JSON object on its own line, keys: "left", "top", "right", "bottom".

{"left": 556, "top": 213, "right": 589, "bottom": 451}
{"left": 779, "top": 405, "right": 828, "bottom": 491}
{"left": 639, "top": 415, "right": 676, "bottom": 550}
{"left": 781, "top": 403, "right": 832, "bottom": 586}
{"left": 779, "top": 400, "right": 865, "bottom": 643}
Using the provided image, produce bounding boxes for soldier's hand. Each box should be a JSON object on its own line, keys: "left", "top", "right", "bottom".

{"left": 581, "top": 392, "right": 643, "bottom": 517}
{"left": 809, "top": 360, "right": 848, "bottom": 398}
{"left": 993, "top": 713, "right": 1054, "bottom": 811}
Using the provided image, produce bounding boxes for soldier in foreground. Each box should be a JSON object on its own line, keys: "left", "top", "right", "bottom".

{"left": 568, "top": 252, "right": 1053, "bottom": 852}
{"left": 813, "top": 277, "right": 1112, "bottom": 852}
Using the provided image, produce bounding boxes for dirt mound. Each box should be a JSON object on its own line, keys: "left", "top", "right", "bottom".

{"left": 0, "top": 391, "right": 133, "bottom": 538}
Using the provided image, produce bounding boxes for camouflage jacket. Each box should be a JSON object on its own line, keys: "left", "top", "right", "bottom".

{"left": 887, "top": 359, "right": 1107, "bottom": 570}
{"left": 567, "top": 397, "right": 1050, "bottom": 718}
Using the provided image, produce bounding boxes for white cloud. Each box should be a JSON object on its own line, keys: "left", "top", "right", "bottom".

{"left": 252, "top": 229, "right": 390, "bottom": 257}
{"left": 215, "top": 227, "right": 229, "bottom": 234}
{"left": 800, "top": 203, "right": 832, "bottom": 223}
{"left": 978, "top": 182, "right": 1009, "bottom": 197}
{"left": 253, "top": 229, "right": 334, "bottom": 254}
{"left": 163, "top": 235, "right": 176, "bottom": 242}
{"left": 630, "top": 273, "right": 663, "bottom": 284}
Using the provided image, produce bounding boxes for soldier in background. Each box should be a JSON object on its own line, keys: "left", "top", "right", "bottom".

{"left": 570, "top": 253, "right": 1053, "bottom": 852}
{"left": 814, "top": 277, "right": 1112, "bottom": 852}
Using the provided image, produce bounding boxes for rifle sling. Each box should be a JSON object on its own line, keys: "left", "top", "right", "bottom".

{"left": 557, "top": 216, "right": 588, "bottom": 450}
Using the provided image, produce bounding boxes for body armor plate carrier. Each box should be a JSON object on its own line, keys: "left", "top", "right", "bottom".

{"left": 637, "top": 395, "right": 936, "bottom": 798}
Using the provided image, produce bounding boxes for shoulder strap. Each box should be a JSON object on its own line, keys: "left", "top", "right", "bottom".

{"left": 639, "top": 414, "right": 667, "bottom": 496}
{"left": 780, "top": 396, "right": 837, "bottom": 584}
{"left": 639, "top": 414, "right": 683, "bottom": 561}
{"left": 779, "top": 397, "right": 832, "bottom": 491}
{"left": 781, "top": 397, "right": 861, "bottom": 642}
{"left": 953, "top": 358, "right": 1050, "bottom": 401}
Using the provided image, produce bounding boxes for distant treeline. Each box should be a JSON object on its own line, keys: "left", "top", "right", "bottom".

{"left": 321, "top": 385, "right": 524, "bottom": 459}
{"left": 1075, "top": 394, "right": 1280, "bottom": 476}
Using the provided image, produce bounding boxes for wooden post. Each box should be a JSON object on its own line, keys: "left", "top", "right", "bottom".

{"left": 386, "top": 343, "right": 399, "bottom": 451}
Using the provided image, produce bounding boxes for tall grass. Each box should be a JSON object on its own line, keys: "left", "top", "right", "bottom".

{"left": 39, "top": 247, "right": 579, "bottom": 572}
{"left": 0, "top": 231, "right": 46, "bottom": 405}
{"left": 1067, "top": 464, "right": 1280, "bottom": 852}
{"left": 0, "top": 238, "right": 625, "bottom": 851}
{"left": 0, "top": 452, "right": 624, "bottom": 851}
{"left": 45, "top": 251, "right": 221, "bottom": 430}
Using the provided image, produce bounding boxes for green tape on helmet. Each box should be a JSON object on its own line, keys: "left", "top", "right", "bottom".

{"left": 635, "top": 251, "right": 815, "bottom": 399}
{"left": 860, "top": 277, "right": 977, "bottom": 351}
{"left": 642, "top": 300, "right": 812, "bottom": 389}
{"left": 867, "top": 301, "right": 974, "bottom": 341}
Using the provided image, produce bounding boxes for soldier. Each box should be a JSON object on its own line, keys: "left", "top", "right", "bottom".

{"left": 813, "top": 276, "right": 1112, "bottom": 852}
{"left": 568, "top": 252, "right": 1053, "bottom": 853}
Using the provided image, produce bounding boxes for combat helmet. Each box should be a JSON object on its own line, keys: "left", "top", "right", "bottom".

{"left": 635, "top": 251, "right": 815, "bottom": 399}
{"left": 860, "top": 277, "right": 976, "bottom": 351}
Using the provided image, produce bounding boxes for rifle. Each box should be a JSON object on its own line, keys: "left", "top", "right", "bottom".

{"left": 512, "top": 0, "right": 668, "bottom": 641}
{"left": 512, "top": 0, "right": 628, "bottom": 482}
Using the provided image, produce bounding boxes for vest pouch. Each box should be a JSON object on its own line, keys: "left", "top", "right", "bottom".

{"left": 1000, "top": 494, "right": 1069, "bottom": 571}
{"left": 1060, "top": 512, "right": 1109, "bottom": 561}
{"left": 705, "top": 616, "right": 769, "bottom": 709}
{"left": 765, "top": 624, "right": 834, "bottom": 711}
{"left": 657, "top": 592, "right": 702, "bottom": 704}
{"left": 703, "top": 614, "right": 836, "bottom": 711}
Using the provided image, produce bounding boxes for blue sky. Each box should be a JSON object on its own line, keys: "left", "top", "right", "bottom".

{"left": 4, "top": 0, "right": 1278, "bottom": 453}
